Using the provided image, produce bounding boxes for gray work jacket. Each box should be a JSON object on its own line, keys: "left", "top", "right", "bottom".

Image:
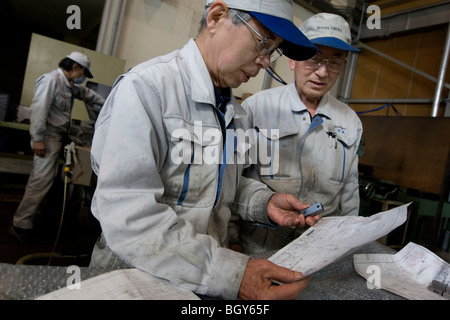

{"left": 30, "top": 68, "right": 105, "bottom": 142}
{"left": 239, "top": 82, "right": 363, "bottom": 218}
{"left": 90, "top": 39, "right": 275, "bottom": 299}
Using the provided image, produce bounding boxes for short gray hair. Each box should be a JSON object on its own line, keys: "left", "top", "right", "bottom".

{"left": 198, "top": 5, "right": 252, "bottom": 35}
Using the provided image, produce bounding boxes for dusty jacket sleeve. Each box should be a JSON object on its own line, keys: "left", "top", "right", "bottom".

{"left": 30, "top": 75, "right": 57, "bottom": 142}
{"left": 231, "top": 176, "right": 275, "bottom": 225}
{"left": 91, "top": 73, "right": 248, "bottom": 300}
{"left": 230, "top": 101, "right": 275, "bottom": 225}
{"left": 73, "top": 85, "right": 105, "bottom": 108}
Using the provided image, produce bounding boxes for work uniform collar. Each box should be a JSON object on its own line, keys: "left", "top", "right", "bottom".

{"left": 316, "top": 94, "right": 335, "bottom": 120}
{"left": 57, "top": 68, "right": 73, "bottom": 88}
{"left": 180, "top": 39, "right": 247, "bottom": 124}
{"left": 289, "top": 82, "right": 359, "bottom": 146}
{"left": 288, "top": 81, "right": 333, "bottom": 120}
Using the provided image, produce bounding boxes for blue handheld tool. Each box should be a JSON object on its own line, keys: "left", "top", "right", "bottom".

{"left": 301, "top": 203, "right": 324, "bottom": 217}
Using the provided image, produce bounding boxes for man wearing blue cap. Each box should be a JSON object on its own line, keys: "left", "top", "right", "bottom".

{"left": 9, "top": 52, "right": 104, "bottom": 244}
{"left": 236, "top": 13, "right": 363, "bottom": 255}
{"left": 89, "top": 0, "right": 318, "bottom": 300}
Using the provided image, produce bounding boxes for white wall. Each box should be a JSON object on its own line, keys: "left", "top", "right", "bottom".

{"left": 114, "top": 0, "right": 314, "bottom": 98}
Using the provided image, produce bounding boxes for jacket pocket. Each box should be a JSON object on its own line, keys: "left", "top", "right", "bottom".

{"left": 326, "top": 131, "right": 359, "bottom": 185}
{"left": 255, "top": 126, "right": 299, "bottom": 179}
{"left": 56, "top": 90, "right": 73, "bottom": 112}
{"left": 162, "top": 117, "right": 221, "bottom": 208}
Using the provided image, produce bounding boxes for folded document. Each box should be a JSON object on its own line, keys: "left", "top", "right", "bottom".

{"left": 354, "top": 242, "right": 449, "bottom": 300}
{"left": 37, "top": 268, "right": 200, "bottom": 300}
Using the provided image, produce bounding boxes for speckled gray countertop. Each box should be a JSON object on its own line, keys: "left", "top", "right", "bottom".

{"left": 0, "top": 241, "right": 404, "bottom": 300}
{"left": 251, "top": 241, "right": 403, "bottom": 300}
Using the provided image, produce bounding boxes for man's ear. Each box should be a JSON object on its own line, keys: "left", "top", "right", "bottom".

{"left": 205, "top": 0, "right": 229, "bottom": 34}
{"left": 289, "top": 59, "right": 296, "bottom": 71}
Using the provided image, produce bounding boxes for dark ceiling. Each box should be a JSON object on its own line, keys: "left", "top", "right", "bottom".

{"left": 1, "top": 0, "right": 106, "bottom": 46}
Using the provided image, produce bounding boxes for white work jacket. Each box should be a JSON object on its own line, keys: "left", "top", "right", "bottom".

{"left": 30, "top": 68, "right": 105, "bottom": 142}
{"left": 91, "top": 39, "right": 275, "bottom": 299}
{"left": 239, "top": 82, "right": 363, "bottom": 217}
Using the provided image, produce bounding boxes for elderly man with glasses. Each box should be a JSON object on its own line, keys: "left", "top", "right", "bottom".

{"left": 89, "top": 0, "right": 319, "bottom": 300}
{"left": 235, "top": 13, "right": 363, "bottom": 255}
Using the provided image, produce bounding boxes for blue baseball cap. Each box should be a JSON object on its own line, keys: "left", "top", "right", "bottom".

{"left": 206, "top": 0, "right": 318, "bottom": 61}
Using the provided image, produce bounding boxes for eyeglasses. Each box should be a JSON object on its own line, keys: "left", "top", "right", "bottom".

{"left": 235, "top": 14, "right": 283, "bottom": 63}
{"left": 304, "top": 55, "right": 346, "bottom": 74}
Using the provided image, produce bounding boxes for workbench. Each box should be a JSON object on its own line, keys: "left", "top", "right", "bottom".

{"left": 0, "top": 241, "right": 404, "bottom": 300}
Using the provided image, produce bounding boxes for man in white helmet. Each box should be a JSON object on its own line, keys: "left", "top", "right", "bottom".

{"left": 9, "top": 52, "right": 105, "bottom": 244}
{"left": 236, "top": 13, "right": 363, "bottom": 254}
{"left": 89, "top": 0, "right": 319, "bottom": 300}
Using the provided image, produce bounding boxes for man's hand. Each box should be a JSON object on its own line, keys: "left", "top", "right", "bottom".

{"left": 32, "top": 141, "right": 45, "bottom": 157}
{"left": 267, "top": 193, "right": 319, "bottom": 229}
{"left": 238, "top": 259, "right": 311, "bottom": 300}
